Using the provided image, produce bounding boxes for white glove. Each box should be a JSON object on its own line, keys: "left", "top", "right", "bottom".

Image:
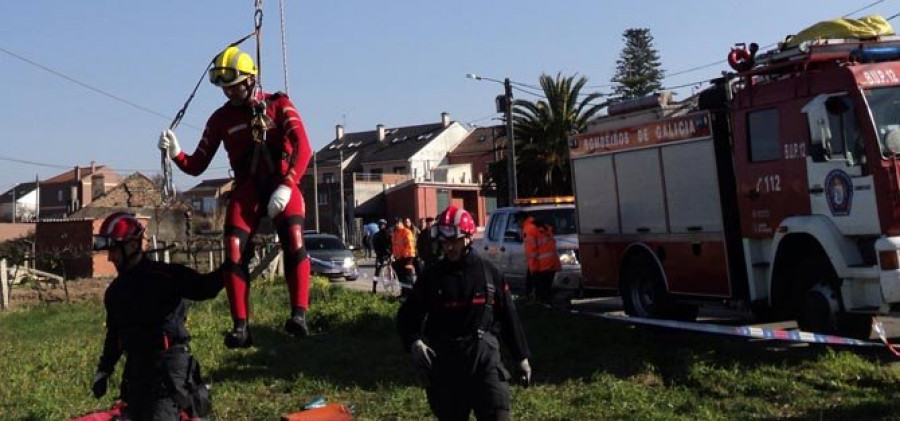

{"left": 267, "top": 185, "right": 292, "bottom": 218}
{"left": 158, "top": 129, "right": 182, "bottom": 159}
{"left": 411, "top": 339, "right": 436, "bottom": 369}
{"left": 517, "top": 359, "right": 532, "bottom": 387}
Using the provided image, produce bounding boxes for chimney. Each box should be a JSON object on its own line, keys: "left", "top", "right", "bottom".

{"left": 90, "top": 160, "right": 96, "bottom": 173}
{"left": 335, "top": 124, "right": 345, "bottom": 140}
{"left": 75, "top": 165, "right": 81, "bottom": 181}
{"left": 441, "top": 112, "right": 451, "bottom": 128}
{"left": 91, "top": 174, "right": 105, "bottom": 200}
{"left": 377, "top": 124, "right": 386, "bottom": 141}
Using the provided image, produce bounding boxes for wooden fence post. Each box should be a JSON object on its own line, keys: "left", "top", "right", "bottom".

{"left": 1, "top": 258, "right": 9, "bottom": 310}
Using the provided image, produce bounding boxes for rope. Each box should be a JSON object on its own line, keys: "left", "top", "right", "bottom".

{"left": 279, "top": 0, "right": 290, "bottom": 95}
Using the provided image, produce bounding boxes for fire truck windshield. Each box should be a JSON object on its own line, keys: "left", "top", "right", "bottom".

{"left": 864, "top": 87, "right": 900, "bottom": 155}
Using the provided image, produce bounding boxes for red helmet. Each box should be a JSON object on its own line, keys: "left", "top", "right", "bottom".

{"left": 94, "top": 212, "right": 145, "bottom": 250}
{"left": 432, "top": 205, "right": 476, "bottom": 239}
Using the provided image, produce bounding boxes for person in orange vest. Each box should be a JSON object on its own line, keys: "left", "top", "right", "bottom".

{"left": 515, "top": 211, "right": 561, "bottom": 304}
{"left": 391, "top": 217, "right": 417, "bottom": 296}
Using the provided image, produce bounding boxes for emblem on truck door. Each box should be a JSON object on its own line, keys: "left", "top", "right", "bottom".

{"left": 825, "top": 169, "right": 853, "bottom": 216}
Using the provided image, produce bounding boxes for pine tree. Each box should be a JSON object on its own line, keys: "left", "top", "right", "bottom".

{"left": 611, "top": 28, "right": 664, "bottom": 99}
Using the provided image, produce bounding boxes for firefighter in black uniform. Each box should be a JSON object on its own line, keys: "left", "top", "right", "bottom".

{"left": 90, "top": 212, "right": 223, "bottom": 420}
{"left": 397, "top": 205, "right": 532, "bottom": 421}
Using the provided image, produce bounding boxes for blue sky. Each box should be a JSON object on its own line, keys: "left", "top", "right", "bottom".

{"left": 0, "top": 1, "right": 894, "bottom": 192}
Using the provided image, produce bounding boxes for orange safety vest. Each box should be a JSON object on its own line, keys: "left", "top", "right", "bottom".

{"left": 523, "top": 217, "right": 561, "bottom": 272}
{"left": 391, "top": 226, "right": 416, "bottom": 259}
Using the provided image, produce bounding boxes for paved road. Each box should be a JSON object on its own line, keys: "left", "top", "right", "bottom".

{"left": 333, "top": 256, "right": 900, "bottom": 342}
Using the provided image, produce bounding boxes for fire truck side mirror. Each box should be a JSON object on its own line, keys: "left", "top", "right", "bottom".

{"left": 886, "top": 129, "right": 900, "bottom": 155}
{"left": 802, "top": 94, "right": 836, "bottom": 161}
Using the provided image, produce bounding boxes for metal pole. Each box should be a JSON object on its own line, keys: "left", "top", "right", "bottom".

{"left": 504, "top": 78, "right": 518, "bottom": 205}
{"left": 339, "top": 150, "right": 345, "bottom": 242}
{"left": 313, "top": 152, "right": 320, "bottom": 232}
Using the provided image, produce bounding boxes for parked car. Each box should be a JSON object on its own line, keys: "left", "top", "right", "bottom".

{"left": 473, "top": 198, "right": 582, "bottom": 303}
{"left": 304, "top": 233, "right": 359, "bottom": 281}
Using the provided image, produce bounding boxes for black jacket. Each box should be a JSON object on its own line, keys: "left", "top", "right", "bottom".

{"left": 397, "top": 251, "right": 530, "bottom": 362}
{"left": 373, "top": 229, "right": 392, "bottom": 258}
{"left": 98, "top": 259, "right": 223, "bottom": 374}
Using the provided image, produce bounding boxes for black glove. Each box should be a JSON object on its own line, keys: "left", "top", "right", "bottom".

{"left": 91, "top": 370, "right": 109, "bottom": 398}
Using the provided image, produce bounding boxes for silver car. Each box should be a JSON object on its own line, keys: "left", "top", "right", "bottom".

{"left": 304, "top": 233, "right": 359, "bottom": 281}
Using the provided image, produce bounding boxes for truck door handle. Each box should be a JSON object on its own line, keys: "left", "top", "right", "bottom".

{"left": 809, "top": 185, "right": 824, "bottom": 194}
{"left": 636, "top": 227, "right": 650, "bottom": 233}
{"left": 747, "top": 189, "right": 760, "bottom": 199}
{"left": 687, "top": 226, "right": 703, "bottom": 232}
{"left": 592, "top": 228, "right": 605, "bottom": 233}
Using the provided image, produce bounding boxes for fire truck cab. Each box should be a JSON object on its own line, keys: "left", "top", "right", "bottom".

{"left": 570, "top": 36, "right": 900, "bottom": 338}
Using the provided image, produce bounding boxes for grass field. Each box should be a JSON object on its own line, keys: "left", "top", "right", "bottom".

{"left": 2, "top": 276, "right": 900, "bottom": 420}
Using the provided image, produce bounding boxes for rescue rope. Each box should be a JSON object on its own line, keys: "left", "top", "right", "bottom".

{"left": 278, "top": 0, "right": 290, "bottom": 95}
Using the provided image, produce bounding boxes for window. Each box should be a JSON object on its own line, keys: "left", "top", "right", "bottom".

{"left": 504, "top": 213, "right": 522, "bottom": 243}
{"left": 323, "top": 173, "right": 335, "bottom": 183}
{"left": 57, "top": 190, "right": 63, "bottom": 202}
{"left": 824, "top": 95, "right": 863, "bottom": 162}
{"left": 747, "top": 108, "right": 781, "bottom": 162}
{"left": 393, "top": 166, "right": 407, "bottom": 174}
{"left": 317, "top": 192, "right": 328, "bottom": 206}
{"left": 370, "top": 168, "right": 383, "bottom": 175}
{"left": 487, "top": 212, "right": 507, "bottom": 241}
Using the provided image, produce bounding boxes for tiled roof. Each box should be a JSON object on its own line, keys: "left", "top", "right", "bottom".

{"left": 316, "top": 123, "right": 448, "bottom": 168}
{"left": 0, "top": 182, "right": 37, "bottom": 201}
{"left": 42, "top": 165, "right": 121, "bottom": 184}
{"left": 450, "top": 126, "right": 507, "bottom": 155}
{"left": 187, "top": 178, "right": 233, "bottom": 191}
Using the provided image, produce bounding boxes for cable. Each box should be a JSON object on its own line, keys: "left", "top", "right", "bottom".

{"left": 279, "top": 0, "right": 290, "bottom": 95}
{"left": 0, "top": 46, "right": 202, "bottom": 131}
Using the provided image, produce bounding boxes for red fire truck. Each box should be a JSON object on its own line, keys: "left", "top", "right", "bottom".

{"left": 569, "top": 36, "right": 900, "bottom": 338}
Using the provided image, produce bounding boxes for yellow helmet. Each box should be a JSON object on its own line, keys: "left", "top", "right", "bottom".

{"left": 209, "top": 46, "right": 257, "bottom": 87}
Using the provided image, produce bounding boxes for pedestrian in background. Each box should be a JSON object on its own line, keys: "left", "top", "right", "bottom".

{"left": 516, "top": 211, "right": 561, "bottom": 304}
{"left": 372, "top": 219, "right": 392, "bottom": 294}
{"left": 392, "top": 217, "right": 417, "bottom": 298}
{"left": 416, "top": 217, "right": 436, "bottom": 275}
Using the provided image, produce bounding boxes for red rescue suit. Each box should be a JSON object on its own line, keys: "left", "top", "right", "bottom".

{"left": 172, "top": 92, "right": 313, "bottom": 322}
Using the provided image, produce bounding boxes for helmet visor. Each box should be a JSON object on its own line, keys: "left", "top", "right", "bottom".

{"left": 92, "top": 236, "right": 113, "bottom": 251}
{"left": 209, "top": 67, "right": 243, "bottom": 87}
{"left": 431, "top": 224, "right": 462, "bottom": 240}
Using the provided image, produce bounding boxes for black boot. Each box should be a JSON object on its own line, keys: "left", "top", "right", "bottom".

{"left": 284, "top": 307, "right": 310, "bottom": 337}
{"left": 224, "top": 319, "right": 253, "bottom": 349}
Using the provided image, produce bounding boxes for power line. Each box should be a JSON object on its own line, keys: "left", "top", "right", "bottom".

{"left": 0, "top": 46, "right": 202, "bottom": 131}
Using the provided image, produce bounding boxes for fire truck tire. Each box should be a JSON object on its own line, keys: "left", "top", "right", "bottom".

{"left": 620, "top": 254, "right": 697, "bottom": 321}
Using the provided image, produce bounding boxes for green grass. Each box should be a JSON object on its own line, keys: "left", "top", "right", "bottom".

{"left": 2, "top": 277, "right": 900, "bottom": 420}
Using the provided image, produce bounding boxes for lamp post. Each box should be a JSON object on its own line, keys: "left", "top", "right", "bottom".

{"left": 466, "top": 73, "right": 517, "bottom": 205}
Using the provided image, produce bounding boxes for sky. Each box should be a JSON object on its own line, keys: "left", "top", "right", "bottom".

{"left": 0, "top": 0, "right": 896, "bottom": 193}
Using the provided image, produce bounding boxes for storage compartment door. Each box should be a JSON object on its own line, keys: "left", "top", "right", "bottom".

{"left": 572, "top": 155, "right": 619, "bottom": 235}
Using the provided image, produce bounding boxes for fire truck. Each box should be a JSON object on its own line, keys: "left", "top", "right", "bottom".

{"left": 569, "top": 35, "right": 900, "bottom": 338}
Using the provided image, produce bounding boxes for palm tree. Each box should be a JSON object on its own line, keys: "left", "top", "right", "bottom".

{"left": 511, "top": 73, "right": 605, "bottom": 197}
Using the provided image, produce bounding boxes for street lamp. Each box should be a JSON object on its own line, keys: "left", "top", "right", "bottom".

{"left": 466, "top": 73, "right": 518, "bottom": 205}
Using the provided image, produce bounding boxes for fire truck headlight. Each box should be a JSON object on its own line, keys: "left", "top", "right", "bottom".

{"left": 559, "top": 249, "right": 579, "bottom": 266}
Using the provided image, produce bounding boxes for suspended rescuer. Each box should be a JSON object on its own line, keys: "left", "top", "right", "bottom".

{"left": 516, "top": 211, "right": 561, "bottom": 304}
{"left": 90, "top": 212, "right": 222, "bottom": 420}
{"left": 158, "top": 46, "right": 314, "bottom": 348}
{"left": 397, "top": 205, "right": 532, "bottom": 421}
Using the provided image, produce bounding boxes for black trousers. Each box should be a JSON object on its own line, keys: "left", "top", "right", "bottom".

{"left": 120, "top": 351, "right": 186, "bottom": 421}
{"left": 426, "top": 334, "right": 511, "bottom": 421}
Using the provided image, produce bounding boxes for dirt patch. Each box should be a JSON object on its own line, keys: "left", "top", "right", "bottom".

{"left": 7, "top": 277, "right": 111, "bottom": 309}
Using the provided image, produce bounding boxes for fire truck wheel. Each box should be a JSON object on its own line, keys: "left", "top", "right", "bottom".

{"left": 796, "top": 282, "right": 840, "bottom": 334}
{"left": 620, "top": 255, "right": 670, "bottom": 318}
